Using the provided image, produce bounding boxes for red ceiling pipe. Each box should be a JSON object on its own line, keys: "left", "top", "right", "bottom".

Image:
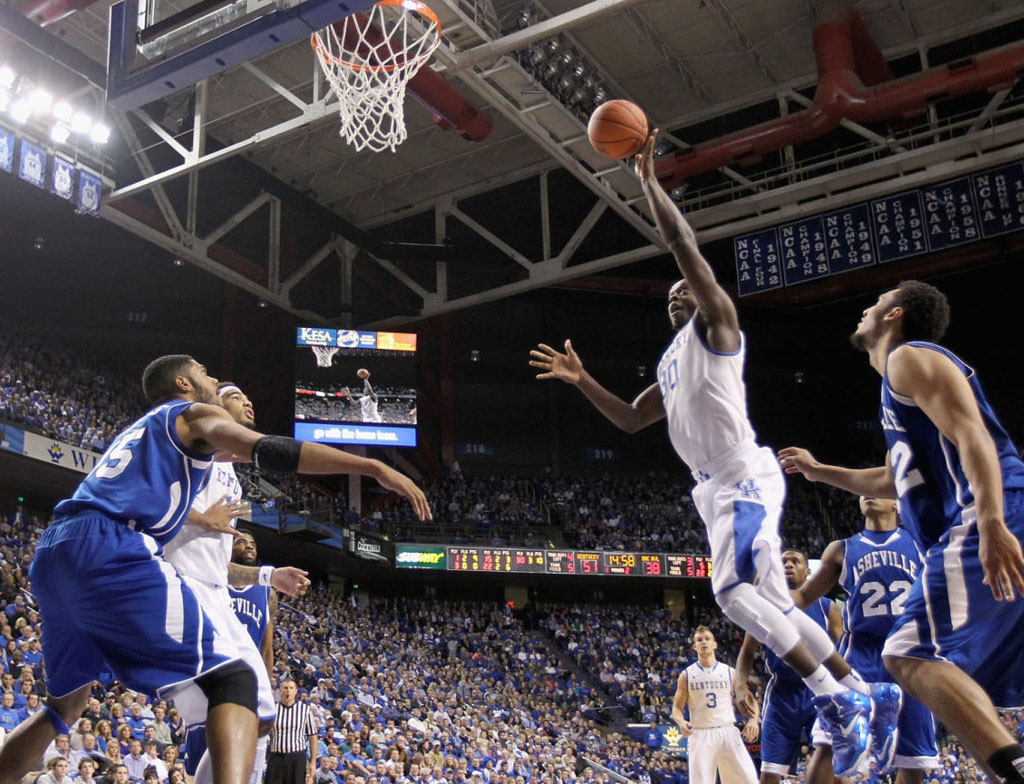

{"left": 329, "top": 16, "right": 493, "bottom": 142}
{"left": 654, "top": 1, "right": 1024, "bottom": 190}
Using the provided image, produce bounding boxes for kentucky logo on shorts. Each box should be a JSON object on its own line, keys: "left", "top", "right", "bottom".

{"left": 735, "top": 479, "right": 761, "bottom": 500}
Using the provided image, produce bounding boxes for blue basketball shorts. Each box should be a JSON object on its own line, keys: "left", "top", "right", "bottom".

{"left": 31, "top": 514, "right": 241, "bottom": 723}
{"left": 760, "top": 681, "right": 815, "bottom": 774}
{"left": 882, "top": 491, "right": 1024, "bottom": 708}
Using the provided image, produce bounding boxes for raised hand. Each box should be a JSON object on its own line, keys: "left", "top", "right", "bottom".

{"left": 530, "top": 340, "right": 583, "bottom": 385}
{"left": 376, "top": 465, "right": 432, "bottom": 521}
{"left": 190, "top": 494, "right": 250, "bottom": 537}
{"left": 634, "top": 129, "right": 658, "bottom": 181}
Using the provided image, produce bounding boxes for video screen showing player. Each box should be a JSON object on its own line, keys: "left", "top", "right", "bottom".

{"left": 295, "top": 346, "right": 417, "bottom": 426}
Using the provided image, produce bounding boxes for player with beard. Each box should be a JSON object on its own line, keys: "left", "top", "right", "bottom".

{"left": 530, "top": 132, "right": 896, "bottom": 778}
{"left": 0, "top": 355, "right": 430, "bottom": 784}
{"left": 780, "top": 280, "right": 1024, "bottom": 784}
{"left": 165, "top": 382, "right": 309, "bottom": 784}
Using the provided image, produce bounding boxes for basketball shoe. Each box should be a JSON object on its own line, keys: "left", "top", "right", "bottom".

{"left": 869, "top": 682, "right": 903, "bottom": 774}
{"left": 813, "top": 689, "right": 872, "bottom": 777}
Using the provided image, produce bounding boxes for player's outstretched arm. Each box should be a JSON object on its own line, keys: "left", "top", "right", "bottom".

{"left": 636, "top": 132, "right": 739, "bottom": 342}
{"left": 180, "top": 404, "right": 431, "bottom": 520}
{"left": 530, "top": 340, "right": 665, "bottom": 433}
{"left": 227, "top": 562, "right": 311, "bottom": 599}
{"left": 791, "top": 539, "right": 843, "bottom": 609}
{"left": 888, "top": 344, "right": 1024, "bottom": 600}
{"left": 778, "top": 446, "right": 896, "bottom": 499}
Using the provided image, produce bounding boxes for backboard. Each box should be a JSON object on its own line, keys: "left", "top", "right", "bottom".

{"left": 106, "top": 0, "right": 378, "bottom": 110}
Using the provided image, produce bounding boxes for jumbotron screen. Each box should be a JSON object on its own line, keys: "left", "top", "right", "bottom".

{"left": 294, "top": 327, "right": 417, "bottom": 447}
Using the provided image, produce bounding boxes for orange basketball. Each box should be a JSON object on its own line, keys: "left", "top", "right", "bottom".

{"left": 357, "top": 368, "right": 370, "bottom": 379}
{"left": 587, "top": 100, "right": 649, "bottom": 159}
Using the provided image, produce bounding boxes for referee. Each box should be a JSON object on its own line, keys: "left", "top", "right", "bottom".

{"left": 266, "top": 679, "right": 317, "bottom": 784}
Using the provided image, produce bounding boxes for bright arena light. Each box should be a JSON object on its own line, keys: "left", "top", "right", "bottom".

{"left": 0, "top": 65, "right": 16, "bottom": 90}
{"left": 89, "top": 122, "right": 111, "bottom": 144}
{"left": 70, "top": 110, "right": 92, "bottom": 134}
{"left": 50, "top": 122, "right": 71, "bottom": 144}
{"left": 28, "top": 89, "right": 52, "bottom": 114}
{"left": 53, "top": 100, "right": 73, "bottom": 123}
{"left": 9, "top": 98, "right": 31, "bottom": 124}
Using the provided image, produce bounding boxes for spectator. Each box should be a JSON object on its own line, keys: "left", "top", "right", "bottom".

{"left": 37, "top": 756, "right": 74, "bottom": 784}
{"left": 125, "top": 739, "right": 148, "bottom": 782}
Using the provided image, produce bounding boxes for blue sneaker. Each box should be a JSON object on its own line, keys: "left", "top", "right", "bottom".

{"left": 813, "top": 690, "right": 872, "bottom": 777}
{"left": 869, "top": 682, "right": 903, "bottom": 774}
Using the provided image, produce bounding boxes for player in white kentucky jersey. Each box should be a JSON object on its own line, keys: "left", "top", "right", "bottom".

{"left": 673, "top": 627, "right": 757, "bottom": 784}
{"left": 530, "top": 131, "right": 895, "bottom": 778}
{"left": 360, "top": 376, "right": 383, "bottom": 423}
{"left": 163, "top": 382, "right": 311, "bottom": 784}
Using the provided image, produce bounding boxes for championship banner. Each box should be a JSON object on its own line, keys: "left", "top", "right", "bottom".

{"left": 21, "top": 431, "right": 102, "bottom": 473}
{"left": 52, "top": 155, "right": 74, "bottom": 200}
{"left": 0, "top": 127, "right": 13, "bottom": 172}
{"left": 18, "top": 138, "right": 45, "bottom": 187}
{"left": 0, "top": 424, "right": 26, "bottom": 455}
{"left": 78, "top": 168, "right": 102, "bottom": 216}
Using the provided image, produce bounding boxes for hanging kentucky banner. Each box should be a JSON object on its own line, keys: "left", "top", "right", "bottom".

{"left": 78, "top": 168, "right": 101, "bottom": 216}
{"left": 52, "top": 155, "right": 74, "bottom": 199}
{"left": 19, "top": 138, "right": 45, "bottom": 187}
{"left": 0, "top": 127, "right": 13, "bottom": 173}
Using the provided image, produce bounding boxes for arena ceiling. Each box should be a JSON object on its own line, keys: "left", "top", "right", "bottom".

{"left": 6, "top": 0, "right": 1024, "bottom": 324}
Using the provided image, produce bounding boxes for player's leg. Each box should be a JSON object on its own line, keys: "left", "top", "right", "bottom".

{"left": 0, "top": 518, "right": 108, "bottom": 784}
{"left": 0, "top": 682, "right": 92, "bottom": 784}
{"left": 758, "top": 686, "right": 802, "bottom": 784}
{"left": 882, "top": 508, "right": 1024, "bottom": 783}
{"left": 688, "top": 731, "right": 717, "bottom": 784}
{"left": 715, "top": 727, "right": 758, "bottom": 784}
{"left": 892, "top": 691, "right": 939, "bottom": 784}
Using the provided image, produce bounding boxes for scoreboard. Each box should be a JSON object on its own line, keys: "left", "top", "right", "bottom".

{"left": 401, "top": 545, "right": 713, "bottom": 578}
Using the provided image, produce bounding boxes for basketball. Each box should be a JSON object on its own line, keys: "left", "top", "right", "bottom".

{"left": 587, "top": 100, "right": 649, "bottom": 160}
{"left": 357, "top": 368, "right": 370, "bottom": 379}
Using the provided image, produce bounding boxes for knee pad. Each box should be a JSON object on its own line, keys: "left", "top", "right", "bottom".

{"left": 718, "top": 582, "right": 800, "bottom": 655}
{"left": 196, "top": 660, "right": 258, "bottom": 714}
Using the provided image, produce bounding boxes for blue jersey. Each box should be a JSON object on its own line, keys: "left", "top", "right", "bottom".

{"left": 54, "top": 401, "right": 213, "bottom": 545}
{"left": 839, "top": 528, "right": 921, "bottom": 645}
{"left": 881, "top": 342, "right": 1024, "bottom": 551}
{"left": 764, "top": 596, "right": 832, "bottom": 691}
{"left": 228, "top": 583, "right": 270, "bottom": 648}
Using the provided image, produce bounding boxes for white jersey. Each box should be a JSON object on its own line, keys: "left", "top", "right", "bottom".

{"left": 163, "top": 462, "right": 241, "bottom": 587}
{"left": 686, "top": 660, "right": 737, "bottom": 728}
{"left": 361, "top": 394, "right": 382, "bottom": 423}
{"left": 656, "top": 319, "right": 756, "bottom": 473}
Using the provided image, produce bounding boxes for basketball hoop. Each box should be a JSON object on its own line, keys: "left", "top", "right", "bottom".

{"left": 312, "top": 0, "right": 442, "bottom": 153}
{"left": 311, "top": 345, "right": 340, "bottom": 367}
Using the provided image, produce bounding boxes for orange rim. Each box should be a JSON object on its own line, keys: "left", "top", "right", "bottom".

{"left": 311, "top": 0, "right": 441, "bottom": 74}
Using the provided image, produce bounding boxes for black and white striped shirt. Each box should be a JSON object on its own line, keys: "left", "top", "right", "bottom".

{"left": 269, "top": 700, "right": 317, "bottom": 754}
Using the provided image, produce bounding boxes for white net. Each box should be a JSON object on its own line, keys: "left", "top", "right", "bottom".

{"left": 312, "top": 0, "right": 442, "bottom": 153}
{"left": 311, "top": 345, "right": 339, "bottom": 367}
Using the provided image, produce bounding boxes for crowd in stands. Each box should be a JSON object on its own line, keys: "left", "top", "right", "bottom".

{"left": 3, "top": 502, "right": 1023, "bottom": 784}
{"left": 0, "top": 324, "right": 142, "bottom": 453}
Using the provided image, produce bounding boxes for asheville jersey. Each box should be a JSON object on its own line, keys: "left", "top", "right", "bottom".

{"left": 685, "top": 660, "right": 737, "bottom": 728}
{"left": 656, "top": 318, "right": 756, "bottom": 472}
{"left": 163, "top": 463, "right": 242, "bottom": 586}
{"left": 881, "top": 342, "right": 1024, "bottom": 551}
{"left": 53, "top": 400, "right": 212, "bottom": 545}
{"left": 228, "top": 583, "right": 271, "bottom": 648}
{"left": 764, "top": 597, "right": 832, "bottom": 691}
